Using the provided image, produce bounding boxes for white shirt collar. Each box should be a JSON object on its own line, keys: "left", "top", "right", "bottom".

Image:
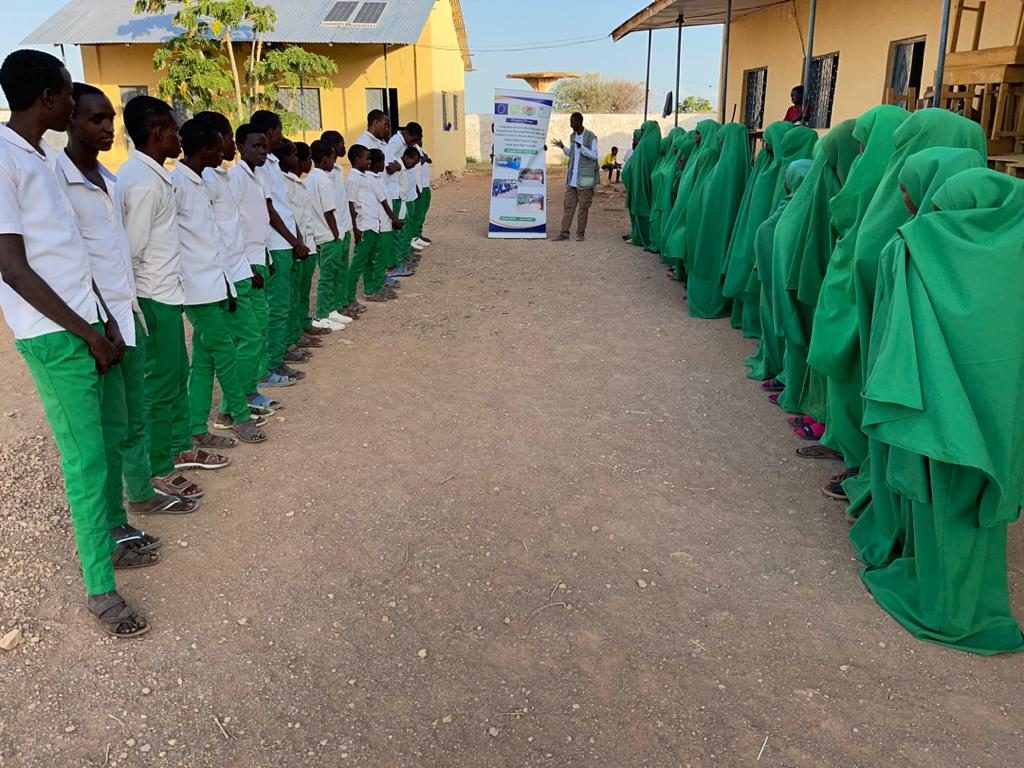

{"left": 55, "top": 150, "right": 115, "bottom": 189}
{"left": 130, "top": 149, "right": 174, "bottom": 185}
{"left": 175, "top": 162, "right": 204, "bottom": 185}
{"left": 0, "top": 124, "right": 44, "bottom": 156}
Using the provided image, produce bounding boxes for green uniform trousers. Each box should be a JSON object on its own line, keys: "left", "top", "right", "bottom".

{"left": 103, "top": 316, "right": 154, "bottom": 505}
{"left": 266, "top": 248, "right": 294, "bottom": 370}
{"left": 221, "top": 277, "right": 262, "bottom": 399}
{"left": 347, "top": 230, "right": 380, "bottom": 303}
{"left": 291, "top": 251, "right": 317, "bottom": 343}
{"left": 331, "top": 232, "right": 352, "bottom": 311}
{"left": 415, "top": 186, "right": 432, "bottom": 238}
{"left": 316, "top": 238, "right": 345, "bottom": 319}
{"left": 364, "top": 230, "right": 392, "bottom": 295}
{"left": 17, "top": 328, "right": 116, "bottom": 596}
{"left": 250, "top": 263, "right": 270, "bottom": 382}
{"left": 186, "top": 300, "right": 251, "bottom": 436}
{"left": 138, "top": 297, "right": 190, "bottom": 476}
{"left": 393, "top": 199, "right": 417, "bottom": 267}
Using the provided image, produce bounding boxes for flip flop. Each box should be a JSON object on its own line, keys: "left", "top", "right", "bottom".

{"left": 111, "top": 523, "right": 162, "bottom": 552}
{"left": 768, "top": 393, "right": 781, "bottom": 406}
{"left": 129, "top": 492, "right": 199, "bottom": 516}
{"left": 796, "top": 445, "right": 842, "bottom": 460}
{"left": 787, "top": 415, "right": 817, "bottom": 427}
{"left": 760, "top": 378, "right": 784, "bottom": 393}
{"left": 794, "top": 422, "right": 825, "bottom": 440}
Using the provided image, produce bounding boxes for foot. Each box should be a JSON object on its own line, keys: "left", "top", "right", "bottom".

{"left": 364, "top": 292, "right": 388, "bottom": 302}
{"left": 328, "top": 311, "right": 354, "bottom": 324}
{"left": 197, "top": 426, "right": 240, "bottom": 445}
{"left": 822, "top": 469, "right": 859, "bottom": 502}
{"left": 111, "top": 539, "right": 160, "bottom": 570}
{"left": 174, "top": 448, "right": 231, "bottom": 471}
{"left": 419, "top": 235, "right": 432, "bottom": 244}
{"left": 411, "top": 237, "right": 430, "bottom": 249}
{"left": 310, "top": 318, "right": 335, "bottom": 332}
{"left": 304, "top": 324, "right": 331, "bottom": 336}
{"left": 232, "top": 418, "right": 268, "bottom": 444}
{"left": 295, "top": 335, "right": 322, "bottom": 349}
{"left": 550, "top": 234, "right": 570, "bottom": 242}
{"left": 385, "top": 276, "right": 401, "bottom": 288}
{"left": 249, "top": 393, "right": 283, "bottom": 410}
{"left": 110, "top": 523, "right": 162, "bottom": 551}
{"left": 151, "top": 471, "right": 204, "bottom": 500}
{"left": 87, "top": 591, "right": 150, "bottom": 638}
{"left": 383, "top": 285, "right": 399, "bottom": 299}
{"left": 276, "top": 364, "right": 306, "bottom": 381}
{"left": 576, "top": 233, "right": 585, "bottom": 242}
{"left": 259, "top": 372, "right": 297, "bottom": 388}
{"left": 284, "top": 349, "right": 310, "bottom": 364}
{"left": 391, "top": 266, "right": 415, "bottom": 277}
{"left": 128, "top": 491, "right": 199, "bottom": 516}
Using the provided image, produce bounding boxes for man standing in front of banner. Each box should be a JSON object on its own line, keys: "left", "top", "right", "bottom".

{"left": 551, "top": 112, "right": 599, "bottom": 242}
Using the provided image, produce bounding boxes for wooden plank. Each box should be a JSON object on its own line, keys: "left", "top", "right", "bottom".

{"left": 972, "top": 1, "right": 987, "bottom": 51}
{"left": 946, "top": 46, "right": 1024, "bottom": 68}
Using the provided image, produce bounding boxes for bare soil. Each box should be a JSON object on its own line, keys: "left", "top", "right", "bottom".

{"left": 0, "top": 171, "right": 1022, "bottom": 768}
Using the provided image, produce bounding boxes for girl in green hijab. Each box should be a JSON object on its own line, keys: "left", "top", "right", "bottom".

{"left": 856, "top": 167, "right": 1024, "bottom": 655}
{"left": 741, "top": 127, "right": 819, "bottom": 363}
{"left": 648, "top": 129, "right": 684, "bottom": 253}
{"left": 744, "top": 158, "right": 813, "bottom": 381}
{"left": 808, "top": 105, "right": 909, "bottom": 474}
{"left": 661, "top": 120, "right": 720, "bottom": 280}
{"left": 687, "top": 123, "right": 751, "bottom": 318}
{"left": 626, "top": 120, "right": 663, "bottom": 248}
{"left": 721, "top": 121, "right": 793, "bottom": 336}
{"left": 848, "top": 146, "right": 986, "bottom": 569}
{"left": 622, "top": 128, "right": 642, "bottom": 241}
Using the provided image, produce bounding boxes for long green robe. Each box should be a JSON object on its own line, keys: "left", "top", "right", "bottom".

{"left": 845, "top": 147, "right": 987, "bottom": 553}
{"left": 687, "top": 123, "right": 751, "bottom": 318}
{"left": 661, "top": 120, "right": 720, "bottom": 279}
{"left": 626, "top": 120, "right": 663, "bottom": 248}
{"left": 721, "top": 121, "right": 793, "bottom": 337}
{"left": 622, "top": 129, "right": 642, "bottom": 242}
{"left": 744, "top": 159, "right": 813, "bottom": 381}
{"left": 741, "top": 127, "right": 819, "bottom": 370}
{"left": 778, "top": 120, "right": 859, "bottom": 417}
{"left": 657, "top": 132, "right": 698, "bottom": 266}
{"left": 808, "top": 105, "right": 909, "bottom": 467}
{"left": 648, "top": 129, "right": 685, "bottom": 252}
{"left": 856, "top": 168, "right": 1024, "bottom": 655}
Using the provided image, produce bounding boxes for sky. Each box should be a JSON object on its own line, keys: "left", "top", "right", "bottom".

{"left": 2, "top": 0, "right": 724, "bottom": 113}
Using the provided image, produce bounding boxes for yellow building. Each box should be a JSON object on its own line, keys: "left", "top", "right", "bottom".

{"left": 23, "top": 0, "right": 473, "bottom": 172}
{"left": 614, "top": 0, "right": 1024, "bottom": 153}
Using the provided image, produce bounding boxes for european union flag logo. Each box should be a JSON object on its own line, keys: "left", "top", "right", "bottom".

{"left": 495, "top": 103, "right": 509, "bottom": 115}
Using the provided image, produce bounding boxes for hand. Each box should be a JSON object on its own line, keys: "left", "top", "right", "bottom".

{"left": 87, "top": 330, "right": 119, "bottom": 374}
{"left": 552, "top": 139, "right": 564, "bottom": 149}
{"left": 104, "top": 318, "right": 126, "bottom": 363}
{"left": 293, "top": 241, "right": 311, "bottom": 260}
{"left": 392, "top": 217, "right": 403, "bottom": 230}
{"left": 386, "top": 161, "right": 401, "bottom": 174}
{"left": 251, "top": 270, "right": 265, "bottom": 289}
{"left": 353, "top": 228, "right": 362, "bottom": 245}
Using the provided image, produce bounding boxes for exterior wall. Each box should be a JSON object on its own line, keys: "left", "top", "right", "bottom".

{"left": 724, "top": 0, "right": 1023, "bottom": 129}
{"left": 466, "top": 112, "right": 715, "bottom": 166}
{"left": 77, "top": 0, "right": 466, "bottom": 174}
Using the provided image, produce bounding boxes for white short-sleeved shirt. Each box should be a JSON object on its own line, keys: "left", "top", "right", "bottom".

{"left": 418, "top": 146, "right": 432, "bottom": 188}
{"left": 354, "top": 131, "right": 388, "bottom": 154}
{"left": 169, "top": 163, "right": 232, "bottom": 306}
{"left": 54, "top": 151, "right": 139, "bottom": 347}
{"left": 305, "top": 167, "right": 337, "bottom": 246}
{"left": 347, "top": 169, "right": 383, "bottom": 233}
{"left": 284, "top": 171, "right": 316, "bottom": 249}
{"left": 331, "top": 163, "right": 352, "bottom": 233}
{"left": 368, "top": 172, "right": 392, "bottom": 233}
{"left": 117, "top": 150, "right": 185, "bottom": 306}
{"left": 0, "top": 126, "right": 100, "bottom": 340}
{"left": 203, "top": 165, "right": 251, "bottom": 284}
{"left": 257, "top": 153, "right": 298, "bottom": 252}
{"left": 384, "top": 133, "right": 409, "bottom": 200}
{"left": 228, "top": 161, "right": 270, "bottom": 266}
{"left": 399, "top": 166, "right": 420, "bottom": 204}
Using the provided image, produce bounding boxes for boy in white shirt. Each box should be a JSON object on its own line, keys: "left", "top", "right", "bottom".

{"left": 345, "top": 144, "right": 386, "bottom": 306}
{"left": 390, "top": 145, "right": 421, "bottom": 277}
{"left": 60, "top": 83, "right": 198, "bottom": 532}
{"left": 362, "top": 148, "right": 401, "bottom": 301}
{"left": 413, "top": 135, "right": 434, "bottom": 248}
{"left": 307, "top": 139, "right": 352, "bottom": 331}
{"left": 320, "top": 130, "right": 358, "bottom": 321}
{"left": 283, "top": 141, "right": 325, "bottom": 349}
{"left": 196, "top": 111, "right": 273, "bottom": 420}
{"left": 0, "top": 50, "right": 147, "bottom": 637}
{"left": 119, "top": 96, "right": 226, "bottom": 501}
{"left": 171, "top": 119, "right": 266, "bottom": 445}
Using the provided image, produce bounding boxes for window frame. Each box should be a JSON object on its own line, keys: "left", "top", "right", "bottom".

{"left": 277, "top": 86, "right": 323, "bottom": 132}
{"left": 741, "top": 67, "right": 769, "bottom": 130}
{"left": 806, "top": 51, "right": 840, "bottom": 129}
{"left": 883, "top": 35, "right": 927, "bottom": 109}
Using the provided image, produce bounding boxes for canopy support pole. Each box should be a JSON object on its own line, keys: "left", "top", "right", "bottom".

{"left": 934, "top": 0, "right": 952, "bottom": 107}
{"left": 674, "top": 15, "right": 684, "bottom": 127}
{"left": 801, "top": 0, "right": 818, "bottom": 123}
{"left": 720, "top": 0, "right": 732, "bottom": 121}
{"left": 644, "top": 29, "right": 653, "bottom": 121}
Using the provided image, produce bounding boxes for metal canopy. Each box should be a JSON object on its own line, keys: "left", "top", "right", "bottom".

{"left": 611, "top": 0, "right": 789, "bottom": 40}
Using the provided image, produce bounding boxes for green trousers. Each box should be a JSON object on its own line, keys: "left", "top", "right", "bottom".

{"left": 251, "top": 263, "right": 270, "bottom": 383}
{"left": 332, "top": 232, "right": 351, "bottom": 311}
{"left": 316, "top": 238, "right": 345, "bottom": 319}
{"left": 347, "top": 230, "right": 380, "bottom": 303}
{"left": 186, "top": 300, "right": 251, "bottom": 435}
{"left": 416, "top": 186, "right": 432, "bottom": 238}
{"left": 138, "top": 298, "right": 191, "bottom": 476}
{"left": 291, "top": 251, "right": 318, "bottom": 342}
{"left": 17, "top": 328, "right": 116, "bottom": 595}
{"left": 393, "top": 199, "right": 417, "bottom": 267}
{"left": 221, "top": 277, "right": 262, "bottom": 399}
{"left": 104, "top": 317, "right": 154, "bottom": 504}
{"left": 266, "top": 248, "right": 294, "bottom": 370}
{"left": 364, "top": 230, "right": 391, "bottom": 295}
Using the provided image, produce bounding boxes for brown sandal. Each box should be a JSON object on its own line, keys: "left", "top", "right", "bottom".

{"left": 174, "top": 448, "right": 231, "bottom": 471}
{"left": 87, "top": 592, "right": 150, "bottom": 638}
{"left": 152, "top": 471, "right": 204, "bottom": 500}
{"left": 194, "top": 430, "right": 237, "bottom": 448}
{"left": 111, "top": 541, "right": 161, "bottom": 569}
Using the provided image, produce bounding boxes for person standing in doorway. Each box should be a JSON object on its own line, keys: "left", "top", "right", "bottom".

{"left": 551, "top": 112, "right": 599, "bottom": 242}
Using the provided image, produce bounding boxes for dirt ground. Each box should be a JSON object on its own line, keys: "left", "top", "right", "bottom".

{"left": 1, "top": 170, "right": 1022, "bottom": 768}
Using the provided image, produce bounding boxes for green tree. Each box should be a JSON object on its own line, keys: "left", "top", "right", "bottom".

{"left": 678, "top": 95, "right": 714, "bottom": 114}
{"left": 133, "top": 0, "right": 336, "bottom": 127}
{"left": 550, "top": 74, "right": 647, "bottom": 114}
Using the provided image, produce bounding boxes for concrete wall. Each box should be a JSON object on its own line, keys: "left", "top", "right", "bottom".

{"left": 723, "top": 0, "right": 1024, "bottom": 129}
{"left": 465, "top": 112, "right": 716, "bottom": 165}
{"left": 77, "top": 0, "right": 467, "bottom": 174}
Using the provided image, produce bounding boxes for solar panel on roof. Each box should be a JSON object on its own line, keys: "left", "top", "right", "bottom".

{"left": 353, "top": 2, "right": 386, "bottom": 24}
{"left": 323, "top": 1, "right": 358, "bottom": 23}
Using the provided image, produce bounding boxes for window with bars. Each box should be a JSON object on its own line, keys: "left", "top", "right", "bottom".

{"left": 806, "top": 52, "right": 840, "bottom": 129}
{"left": 366, "top": 88, "right": 399, "bottom": 130}
{"left": 277, "top": 87, "right": 323, "bottom": 131}
{"left": 742, "top": 68, "right": 768, "bottom": 129}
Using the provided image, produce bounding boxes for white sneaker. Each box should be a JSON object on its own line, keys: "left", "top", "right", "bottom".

{"left": 411, "top": 237, "right": 430, "bottom": 249}
{"left": 329, "top": 311, "right": 354, "bottom": 324}
{"left": 311, "top": 318, "right": 334, "bottom": 331}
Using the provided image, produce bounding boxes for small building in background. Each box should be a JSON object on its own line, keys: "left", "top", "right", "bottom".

{"left": 22, "top": 0, "right": 473, "bottom": 173}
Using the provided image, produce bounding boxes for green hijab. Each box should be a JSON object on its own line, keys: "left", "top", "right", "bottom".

{"left": 649, "top": 127, "right": 686, "bottom": 248}
{"left": 766, "top": 158, "right": 815, "bottom": 339}
{"left": 661, "top": 120, "right": 720, "bottom": 265}
{"left": 808, "top": 105, "right": 909, "bottom": 380}
{"left": 622, "top": 128, "right": 642, "bottom": 209}
{"left": 628, "top": 120, "right": 663, "bottom": 219}
{"left": 770, "top": 127, "right": 818, "bottom": 208}
{"left": 721, "top": 121, "right": 793, "bottom": 301}
{"left": 683, "top": 121, "right": 726, "bottom": 272}
{"left": 864, "top": 168, "right": 1024, "bottom": 520}
{"left": 687, "top": 123, "right": 752, "bottom": 318}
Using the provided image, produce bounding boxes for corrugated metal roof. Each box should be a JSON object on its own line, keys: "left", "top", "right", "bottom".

{"left": 611, "top": 0, "right": 790, "bottom": 40}
{"left": 22, "top": 0, "right": 436, "bottom": 46}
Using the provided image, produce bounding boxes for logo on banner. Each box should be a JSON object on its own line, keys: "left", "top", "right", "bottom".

{"left": 494, "top": 103, "right": 509, "bottom": 115}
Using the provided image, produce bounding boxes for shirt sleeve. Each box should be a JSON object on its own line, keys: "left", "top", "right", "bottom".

{"left": 121, "top": 184, "right": 159, "bottom": 263}
{"left": 315, "top": 175, "right": 336, "bottom": 213}
{"left": 579, "top": 137, "right": 599, "bottom": 161}
{"left": 0, "top": 158, "right": 24, "bottom": 235}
